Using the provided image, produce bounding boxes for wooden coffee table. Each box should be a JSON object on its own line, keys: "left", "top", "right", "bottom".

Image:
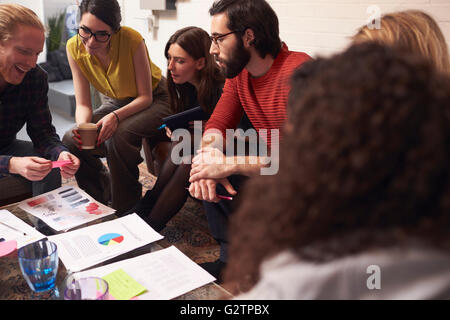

{"left": 0, "top": 202, "right": 232, "bottom": 300}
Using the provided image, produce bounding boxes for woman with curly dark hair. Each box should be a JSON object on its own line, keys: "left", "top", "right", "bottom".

{"left": 224, "top": 42, "right": 450, "bottom": 299}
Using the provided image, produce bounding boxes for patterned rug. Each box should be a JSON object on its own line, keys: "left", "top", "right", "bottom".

{"left": 63, "top": 162, "right": 220, "bottom": 265}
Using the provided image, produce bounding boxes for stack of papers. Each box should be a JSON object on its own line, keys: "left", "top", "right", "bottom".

{"left": 48, "top": 214, "right": 163, "bottom": 272}
{"left": 6, "top": 189, "right": 218, "bottom": 299}
{"left": 0, "top": 210, "right": 46, "bottom": 248}
{"left": 72, "top": 246, "right": 216, "bottom": 300}
{"left": 18, "top": 186, "right": 115, "bottom": 232}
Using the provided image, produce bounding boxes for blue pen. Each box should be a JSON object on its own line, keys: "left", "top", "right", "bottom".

{"left": 157, "top": 124, "right": 166, "bottom": 130}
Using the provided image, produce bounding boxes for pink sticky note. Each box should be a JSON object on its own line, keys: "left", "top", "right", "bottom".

{"left": 52, "top": 160, "right": 72, "bottom": 168}
{"left": 0, "top": 240, "right": 17, "bottom": 258}
{"left": 106, "top": 293, "right": 116, "bottom": 300}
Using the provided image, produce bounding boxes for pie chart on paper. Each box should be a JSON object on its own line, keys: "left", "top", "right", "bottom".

{"left": 98, "top": 233, "right": 124, "bottom": 246}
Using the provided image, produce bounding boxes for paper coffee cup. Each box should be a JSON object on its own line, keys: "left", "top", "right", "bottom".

{"left": 77, "top": 123, "right": 98, "bottom": 150}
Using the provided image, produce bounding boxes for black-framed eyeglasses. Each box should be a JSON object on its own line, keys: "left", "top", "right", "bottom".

{"left": 78, "top": 26, "right": 111, "bottom": 43}
{"left": 209, "top": 30, "right": 241, "bottom": 45}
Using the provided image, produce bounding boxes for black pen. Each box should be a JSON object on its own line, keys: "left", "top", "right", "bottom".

{"left": 184, "top": 187, "right": 233, "bottom": 201}
{"left": 0, "top": 222, "right": 27, "bottom": 236}
{"left": 0, "top": 238, "right": 5, "bottom": 242}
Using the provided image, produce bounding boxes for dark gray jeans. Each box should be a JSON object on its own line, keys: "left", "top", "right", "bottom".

{"left": 62, "top": 78, "right": 172, "bottom": 214}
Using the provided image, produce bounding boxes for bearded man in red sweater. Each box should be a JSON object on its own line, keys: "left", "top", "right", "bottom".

{"left": 188, "top": 0, "right": 310, "bottom": 281}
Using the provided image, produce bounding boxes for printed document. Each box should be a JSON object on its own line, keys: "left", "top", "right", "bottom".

{"left": 48, "top": 214, "right": 163, "bottom": 272}
{"left": 0, "top": 210, "right": 46, "bottom": 248}
{"left": 18, "top": 186, "right": 115, "bottom": 231}
{"left": 71, "top": 246, "right": 216, "bottom": 300}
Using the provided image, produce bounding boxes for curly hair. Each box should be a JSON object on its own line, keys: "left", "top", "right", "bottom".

{"left": 223, "top": 42, "right": 450, "bottom": 293}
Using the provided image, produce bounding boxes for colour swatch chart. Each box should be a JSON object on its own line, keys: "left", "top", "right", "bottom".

{"left": 0, "top": 210, "right": 46, "bottom": 248}
{"left": 48, "top": 214, "right": 164, "bottom": 272}
{"left": 18, "top": 186, "right": 115, "bottom": 232}
{"left": 72, "top": 246, "right": 216, "bottom": 300}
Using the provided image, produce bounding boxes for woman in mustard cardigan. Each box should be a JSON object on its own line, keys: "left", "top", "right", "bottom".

{"left": 62, "top": 0, "right": 171, "bottom": 214}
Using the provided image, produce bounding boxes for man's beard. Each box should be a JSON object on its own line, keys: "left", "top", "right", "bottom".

{"left": 217, "top": 39, "right": 250, "bottom": 79}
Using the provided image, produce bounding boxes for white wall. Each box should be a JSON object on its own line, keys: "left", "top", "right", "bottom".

{"left": 120, "top": 0, "right": 215, "bottom": 75}
{"left": 2, "top": 0, "right": 450, "bottom": 73}
{"left": 0, "top": 0, "right": 44, "bottom": 18}
{"left": 270, "top": 0, "right": 450, "bottom": 57}
{"left": 121, "top": 0, "right": 450, "bottom": 75}
{"left": 0, "top": 0, "right": 75, "bottom": 21}
{"left": 43, "top": 0, "right": 75, "bottom": 21}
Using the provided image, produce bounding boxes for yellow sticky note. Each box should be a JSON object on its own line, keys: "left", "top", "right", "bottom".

{"left": 102, "top": 269, "right": 147, "bottom": 300}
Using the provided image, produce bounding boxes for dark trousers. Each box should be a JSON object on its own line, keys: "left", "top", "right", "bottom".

{"left": 62, "top": 78, "right": 171, "bottom": 214}
{"left": 203, "top": 175, "right": 248, "bottom": 263}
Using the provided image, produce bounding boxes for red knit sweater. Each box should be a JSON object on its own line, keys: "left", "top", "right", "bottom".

{"left": 205, "top": 43, "right": 310, "bottom": 147}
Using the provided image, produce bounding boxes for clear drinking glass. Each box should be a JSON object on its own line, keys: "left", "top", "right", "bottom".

{"left": 18, "top": 240, "right": 59, "bottom": 292}
{"left": 64, "top": 277, "right": 109, "bottom": 300}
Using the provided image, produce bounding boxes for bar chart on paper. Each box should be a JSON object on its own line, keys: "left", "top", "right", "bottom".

{"left": 98, "top": 233, "right": 124, "bottom": 246}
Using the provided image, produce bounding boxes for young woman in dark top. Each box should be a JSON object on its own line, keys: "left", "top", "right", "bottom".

{"left": 128, "top": 27, "right": 225, "bottom": 231}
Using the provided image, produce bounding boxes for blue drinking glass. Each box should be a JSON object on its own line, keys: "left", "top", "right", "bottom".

{"left": 18, "top": 240, "right": 59, "bottom": 293}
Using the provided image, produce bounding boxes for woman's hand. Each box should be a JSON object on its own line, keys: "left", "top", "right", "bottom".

{"left": 71, "top": 128, "right": 82, "bottom": 150}
{"left": 165, "top": 126, "right": 172, "bottom": 139}
{"left": 96, "top": 112, "right": 119, "bottom": 145}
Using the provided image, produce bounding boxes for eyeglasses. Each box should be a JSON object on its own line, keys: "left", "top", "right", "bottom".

{"left": 209, "top": 30, "right": 241, "bottom": 46}
{"left": 78, "top": 26, "right": 111, "bottom": 43}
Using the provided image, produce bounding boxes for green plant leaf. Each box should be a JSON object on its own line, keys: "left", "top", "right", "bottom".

{"left": 46, "top": 11, "right": 66, "bottom": 52}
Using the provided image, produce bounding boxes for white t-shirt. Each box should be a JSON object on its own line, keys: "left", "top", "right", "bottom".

{"left": 235, "top": 246, "right": 450, "bottom": 300}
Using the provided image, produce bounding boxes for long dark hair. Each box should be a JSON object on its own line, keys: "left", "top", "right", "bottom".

{"left": 79, "top": 0, "right": 121, "bottom": 32}
{"left": 209, "top": 0, "right": 281, "bottom": 59}
{"left": 164, "top": 26, "right": 224, "bottom": 114}
{"left": 223, "top": 42, "right": 450, "bottom": 293}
